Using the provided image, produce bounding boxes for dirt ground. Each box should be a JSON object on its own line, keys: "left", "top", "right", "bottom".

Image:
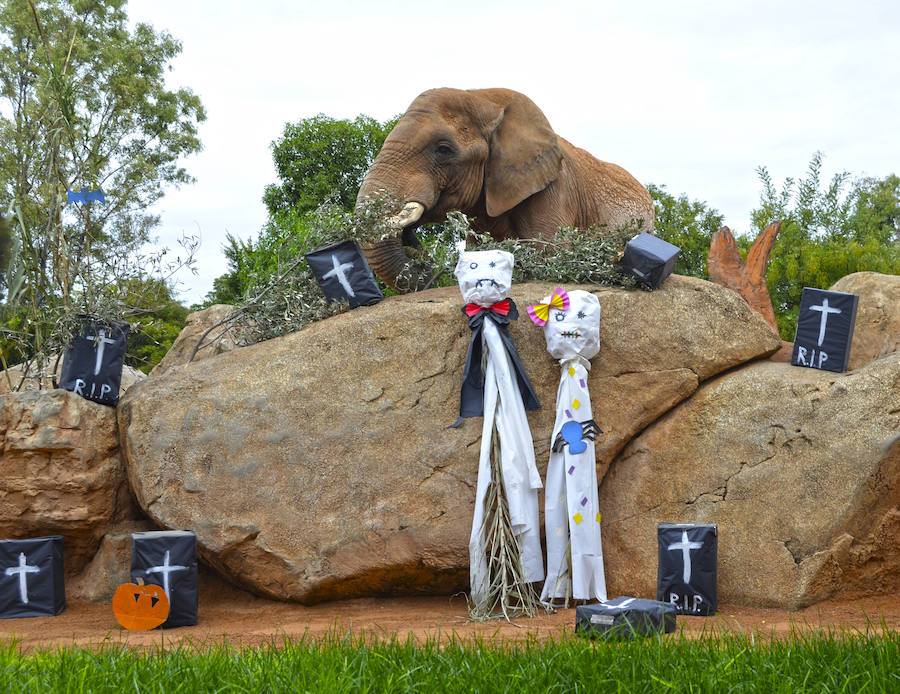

{"left": 1, "top": 573, "right": 898, "bottom": 652}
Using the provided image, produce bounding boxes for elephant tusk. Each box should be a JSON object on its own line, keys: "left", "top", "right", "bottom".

{"left": 389, "top": 202, "right": 425, "bottom": 229}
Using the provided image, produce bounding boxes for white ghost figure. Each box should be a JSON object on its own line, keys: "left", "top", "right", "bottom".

{"left": 529, "top": 288, "right": 607, "bottom": 603}
{"left": 453, "top": 250, "right": 544, "bottom": 609}
{"left": 454, "top": 249, "right": 513, "bottom": 307}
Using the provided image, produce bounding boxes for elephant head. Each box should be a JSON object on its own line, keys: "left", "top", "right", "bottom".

{"left": 357, "top": 88, "right": 565, "bottom": 289}
{"left": 357, "top": 87, "right": 653, "bottom": 290}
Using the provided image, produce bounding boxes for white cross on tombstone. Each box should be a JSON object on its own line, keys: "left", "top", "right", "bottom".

{"left": 144, "top": 550, "right": 187, "bottom": 599}
{"left": 809, "top": 298, "right": 842, "bottom": 346}
{"left": 668, "top": 530, "right": 703, "bottom": 584}
{"left": 4, "top": 552, "right": 40, "bottom": 604}
{"left": 322, "top": 254, "right": 356, "bottom": 298}
{"left": 84, "top": 328, "right": 117, "bottom": 375}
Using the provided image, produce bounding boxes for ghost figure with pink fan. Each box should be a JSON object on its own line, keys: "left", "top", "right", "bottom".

{"left": 454, "top": 249, "right": 544, "bottom": 615}
{"left": 529, "top": 288, "right": 607, "bottom": 603}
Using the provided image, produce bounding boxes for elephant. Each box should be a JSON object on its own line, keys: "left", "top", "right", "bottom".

{"left": 356, "top": 87, "right": 654, "bottom": 289}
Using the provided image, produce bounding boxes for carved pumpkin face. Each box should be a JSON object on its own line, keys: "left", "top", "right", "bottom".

{"left": 112, "top": 581, "right": 170, "bottom": 630}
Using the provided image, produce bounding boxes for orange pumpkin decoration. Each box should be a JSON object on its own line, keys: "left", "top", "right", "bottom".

{"left": 112, "top": 579, "right": 170, "bottom": 630}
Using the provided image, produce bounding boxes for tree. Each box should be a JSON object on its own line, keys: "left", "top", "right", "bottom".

{"left": 749, "top": 152, "right": 900, "bottom": 339}
{"left": 208, "top": 114, "right": 397, "bottom": 304}
{"left": 262, "top": 114, "right": 398, "bottom": 217}
{"left": 647, "top": 183, "right": 724, "bottom": 279}
{"left": 0, "top": 0, "right": 205, "bottom": 372}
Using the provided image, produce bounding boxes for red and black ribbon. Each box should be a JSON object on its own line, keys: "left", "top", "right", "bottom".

{"left": 451, "top": 297, "right": 540, "bottom": 427}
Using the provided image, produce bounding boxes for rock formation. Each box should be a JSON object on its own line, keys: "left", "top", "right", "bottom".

{"left": 118, "top": 277, "right": 779, "bottom": 603}
{"left": 151, "top": 304, "right": 246, "bottom": 376}
{"left": 707, "top": 222, "right": 781, "bottom": 333}
{"left": 0, "top": 390, "right": 135, "bottom": 573}
{"left": 599, "top": 353, "right": 900, "bottom": 609}
{"left": 830, "top": 272, "right": 900, "bottom": 370}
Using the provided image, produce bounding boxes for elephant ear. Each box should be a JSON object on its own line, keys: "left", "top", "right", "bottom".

{"left": 482, "top": 91, "right": 563, "bottom": 218}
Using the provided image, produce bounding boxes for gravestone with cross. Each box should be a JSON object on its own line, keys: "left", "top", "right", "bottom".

{"left": 0, "top": 536, "right": 65, "bottom": 618}
{"left": 59, "top": 317, "right": 130, "bottom": 406}
{"left": 304, "top": 240, "right": 383, "bottom": 308}
{"left": 575, "top": 596, "right": 677, "bottom": 638}
{"left": 791, "top": 287, "right": 859, "bottom": 373}
{"left": 130, "top": 530, "right": 198, "bottom": 628}
{"left": 657, "top": 523, "right": 717, "bottom": 615}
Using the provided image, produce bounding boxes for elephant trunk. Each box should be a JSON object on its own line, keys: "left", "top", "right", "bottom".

{"left": 357, "top": 180, "right": 434, "bottom": 290}
{"left": 361, "top": 236, "right": 416, "bottom": 291}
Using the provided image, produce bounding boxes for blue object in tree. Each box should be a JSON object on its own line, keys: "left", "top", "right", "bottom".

{"left": 67, "top": 188, "right": 105, "bottom": 204}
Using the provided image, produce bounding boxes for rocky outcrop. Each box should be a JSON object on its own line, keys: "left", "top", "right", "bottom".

{"left": 708, "top": 222, "right": 780, "bottom": 332}
{"left": 0, "top": 390, "right": 135, "bottom": 574}
{"left": 830, "top": 272, "right": 900, "bottom": 370}
{"left": 67, "top": 520, "right": 156, "bottom": 601}
{"left": 599, "top": 353, "right": 900, "bottom": 609}
{"left": 151, "top": 304, "right": 244, "bottom": 376}
{"left": 118, "top": 277, "right": 779, "bottom": 603}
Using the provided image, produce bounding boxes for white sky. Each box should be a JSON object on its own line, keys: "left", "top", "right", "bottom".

{"left": 126, "top": 0, "right": 900, "bottom": 305}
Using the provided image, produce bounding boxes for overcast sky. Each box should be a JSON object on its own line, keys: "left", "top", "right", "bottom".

{"left": 126, "top": 0, "right": 900, "bottom": 305}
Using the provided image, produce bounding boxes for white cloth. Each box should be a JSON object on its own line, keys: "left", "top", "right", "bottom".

{"left": 468, "top": 318, "right": 544, "bottom": 607}
{"left": 535, "top": 289, "right": 606, "bottom": 603}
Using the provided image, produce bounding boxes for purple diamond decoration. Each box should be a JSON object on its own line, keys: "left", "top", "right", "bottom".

{"left": 568, "top": 465, "right": 575, "bottom": 475}
{"left": 581, "top": 496, "right": 588, "bottom": 506}
{"left": 565, "top": 409, "right": 572, "bottom": 418}
{"left": 580, "top": 379, "right": 586, "bottom": 388}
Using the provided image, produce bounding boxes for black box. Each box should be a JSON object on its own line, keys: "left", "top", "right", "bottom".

{"left": 791, "top": 287, "right": 859, "bottom": 373}
{"left": 305, "top": 240, "right": 383, "bottom": 308}
{"left": 576, "top": 597, "right": 677, "bottom": 638}
{"left": 658, "top": 523, "right": 717, "bottom": 615}
{"left": 131, "top": 530, "right": 198, "bottom": 628}
{"left": 0, "top": 536, "right": 66, "bottom": 618}
{"left": 59, "top": 317, "right": 130, "bottom": 406}
{"left": 619, "top": 232, "right": 680, "bottom": 288}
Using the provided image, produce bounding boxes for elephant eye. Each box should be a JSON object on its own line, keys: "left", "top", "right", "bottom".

{"left": 469, "top": 262, "right": 478, "bottom": 269}
{"left": 554, "top": 312, "right": 565, "bottom": 322}
{"left": 435, "top": 143, "right": 455, "bottom": 158}
{"left": 577, "top": 310, "right": 586, "bottom": 320}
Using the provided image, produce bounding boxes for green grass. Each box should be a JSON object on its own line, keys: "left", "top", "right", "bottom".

{"left": 0, "top": 627, "right": 897, "bottom": 693}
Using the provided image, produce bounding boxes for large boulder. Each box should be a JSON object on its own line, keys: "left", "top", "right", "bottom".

{"left": 0, "top": 390, "right": 135, "bottom": 573}
{"left": 599, "top": 353, "right": 900, "bottom": 609}
{"left": 830, "top": 272, "right": 900, "bottom": 370}
{"left": 151, "top": 304, "right": 245, "bottom": 376}
{"left": 118, "top": 277, "right": 779, "bottom": 603}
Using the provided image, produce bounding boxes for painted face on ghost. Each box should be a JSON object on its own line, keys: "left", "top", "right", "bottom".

{"left": 454, "top": 250, "right": 514, "bottom": 306}
{"left": 543, "top": 290, "right": 602, "bottom": 361}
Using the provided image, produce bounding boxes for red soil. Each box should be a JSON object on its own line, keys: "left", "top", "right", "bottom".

{"left": 1, "top": 574, "right": 897, "bottom": 652}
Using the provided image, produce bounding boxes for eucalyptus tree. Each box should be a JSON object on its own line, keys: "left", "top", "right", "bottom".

{"left": 0, "top": 0, "right": 205, "bottom": 368}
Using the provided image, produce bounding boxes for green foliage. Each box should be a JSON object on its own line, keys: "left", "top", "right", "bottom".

{"left": 209, "top": 113, "right": 397, "bottom": 303}
{"left": 263, "top": 113, "right": 398, "bottom": 216}
{"left": 749, "top": 152, "right": 900, "bottom": 339}
{"left": 473, "top": 220, "right": 642, "bottom": 289}
{"left": 0, "top": 0, "right": 204, "bottom": 374}
{"left": 647, "top": 183, "right": 725, "bottom": 279}
{"left": 200, "top": 194, "right": 406, "bottom": 347}
{"left": 0, "top": 628, "right": 897, "bottom": 693}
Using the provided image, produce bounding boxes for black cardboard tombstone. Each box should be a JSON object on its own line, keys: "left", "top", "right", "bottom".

{"left": 130, "top": 530, "right": 198, "bottom": 628}
{"left": 305, "top": 240, "right": 383, "bottom": 308}
{"left": 0, "top": 535, "right": 65, "bottom": 618}
{"left": 657, "top": 523, "right": 717, "bottom": 615}
{"left": 619, "top": 232, "right": 680, "bottom": 288}
{"left": 791, "top": 287, "right": 859, "bottom": 373}
{"left": 575, "top": 597, "right": 677, "bottom": 639}
{"left": 59, "top": 317, "right": 130, "bottom": 406}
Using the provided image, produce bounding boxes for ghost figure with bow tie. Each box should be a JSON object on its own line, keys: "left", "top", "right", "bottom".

{"left": 454, "top": 249, "right": 544, "bottom": 617}
{"left": 529, "top": 288, "right": 607, "bottom": 604}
